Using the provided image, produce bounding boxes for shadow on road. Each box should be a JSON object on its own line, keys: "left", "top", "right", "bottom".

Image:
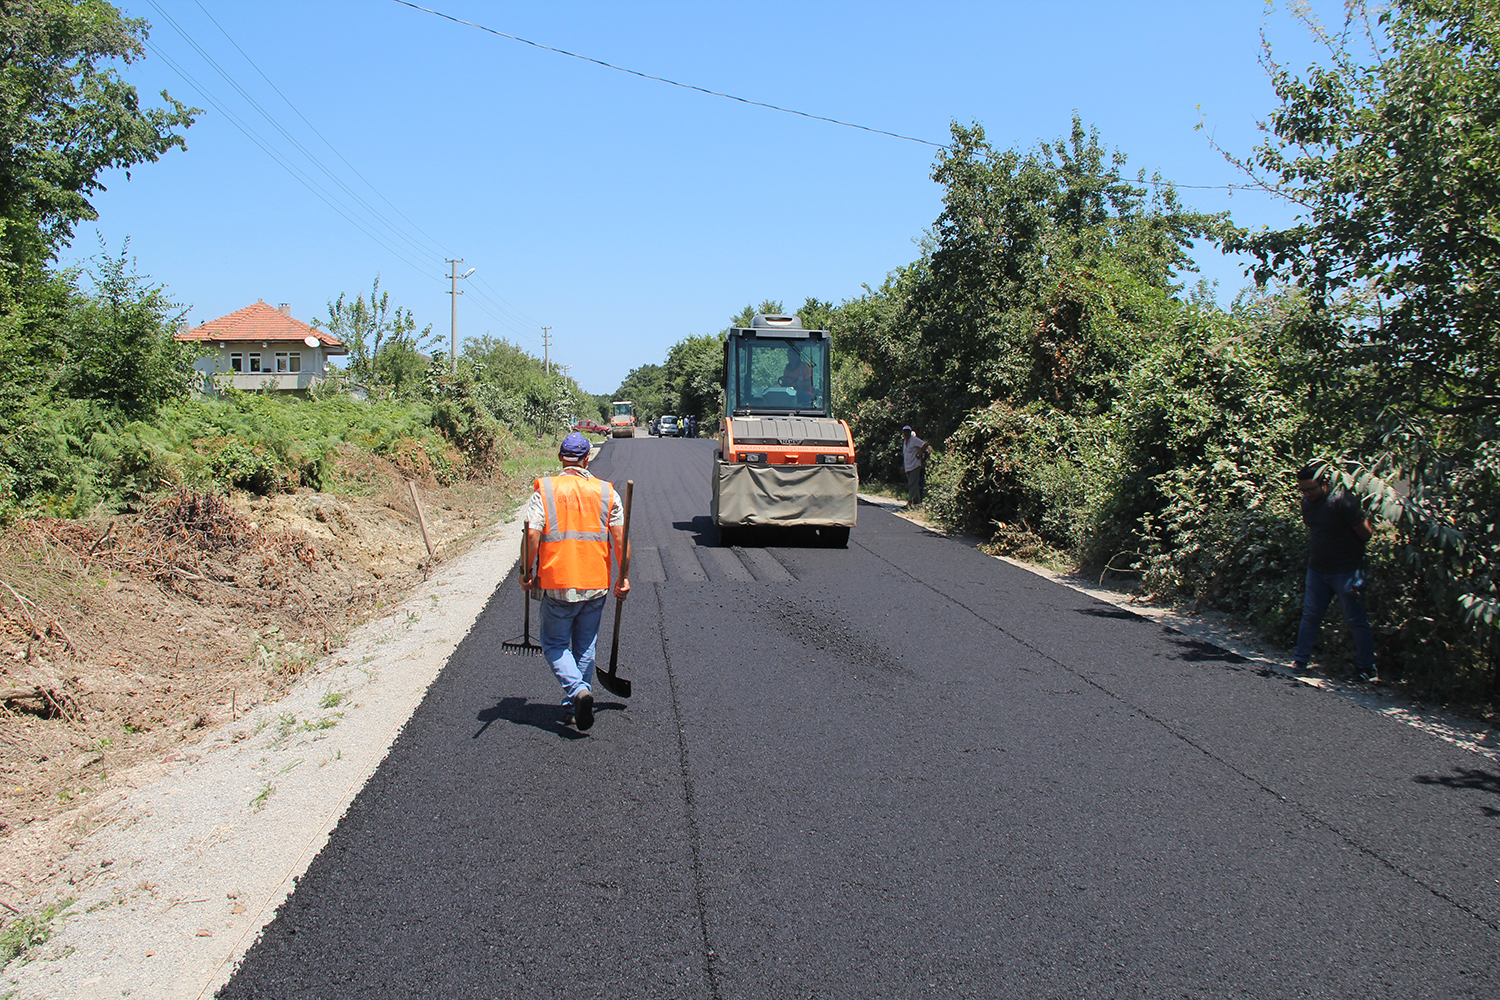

{"left": 1413, "top": 767, "right": 1500, "bottom": 816}
{"left": 473, "top": 696, "right": 586, "bottom": 740}
{"left": 1159, "top": 627, "right": 1249, "bottom": 664}
{"left": 1077, "top": 606, "right": 1148, "bottom": 622}
{"left": 672, "top": 515, "right": 717, "bottom": 545}
{"left": 692, "top": 518, "right": 850, "bottom": 548}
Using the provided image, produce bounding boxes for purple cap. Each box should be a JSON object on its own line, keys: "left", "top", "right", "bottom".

{"left": 559, "top": 432, "right": 592, "bottom": 458}
{"left": 901, "top": 425, "right": 912, "bottom": 431}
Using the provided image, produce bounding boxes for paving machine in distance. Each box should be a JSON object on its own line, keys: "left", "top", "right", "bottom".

{"left": 712, "top": 313, "right": 857, "bottom": 547}
{"left": 610, "top": 400, "right": 637, "bottom": 438}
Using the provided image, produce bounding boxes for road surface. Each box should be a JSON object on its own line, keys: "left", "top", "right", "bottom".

{"left": 217, "top": 436, "right": 1500, "bottom": 999}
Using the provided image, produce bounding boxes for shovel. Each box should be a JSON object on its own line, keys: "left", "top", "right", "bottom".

{"left": 501, "top": 530, "right": 542, "bottom": 656}
{"left": 596, "top": 479, "right": 634, "bottom": 699}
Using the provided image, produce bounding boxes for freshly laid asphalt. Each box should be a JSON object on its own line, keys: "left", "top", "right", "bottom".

{"left": 217, "top": 436, "right": 1500, "bottom": 999}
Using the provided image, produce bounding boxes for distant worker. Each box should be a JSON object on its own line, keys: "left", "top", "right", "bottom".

{"left": 687, "top": 414, "right": 697, "bottom": 439}
{"left": 902, "top": 425, "right": 933, "bottom": 508}
{"left": 1292, "top": 465, "right": 1376, "bottom": 682}
{"left": 520, "top": 432, "right": 629, "bottom": 730}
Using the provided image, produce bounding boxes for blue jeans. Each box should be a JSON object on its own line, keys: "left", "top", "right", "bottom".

{"left": 540, "top": 595, "right": 607, "bottom": 705}
{"left": 1294, "top": 567, "right": 1375, "bottom": 670}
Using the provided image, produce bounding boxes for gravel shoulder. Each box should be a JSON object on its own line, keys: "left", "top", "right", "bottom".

{"left": 2, "top": 510, "right": 524, "bottom": 1000}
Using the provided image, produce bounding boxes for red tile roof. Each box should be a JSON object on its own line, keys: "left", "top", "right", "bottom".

{"left": 176, "top": 300, "right": 346, "bottom": 351}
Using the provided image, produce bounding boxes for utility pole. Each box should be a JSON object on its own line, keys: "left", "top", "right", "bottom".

{"left": 542, "top": 326, "right": 552, "bottom": 375}
{"left": 445, "top": 259, "right": 474, "bottom": 375}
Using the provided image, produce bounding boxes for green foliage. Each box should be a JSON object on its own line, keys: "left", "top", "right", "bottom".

{"left": 457, "top": 334, "right": 589, "bottom": 438}
{"left": 664, "top": 332, "right": 724, "bottom": 422}
{"left": 0, "top": 897, "right": 73, "bottom": 966}
{"left": 1219, "top": 0, "right": 1500, "bottom": 689}
{"left": 730, "top": 300, "right": 784, "bottom": 329}
{"left": 426, "top": 366, "right": 504, "bottom": 476}
{"left": 832, "top": 118, "right": 1219, "bottom": 472}
{"left": 59, "top": 244, "right": 195, "bottom": 418}
{"left": 0, "top": 0, "right": 195, "bottom": 279}
{"left": 612, "top": 363, "right": 667, "bottom": 421}
{"left": 315, "top": 275, "right": 435, "bottom": 399}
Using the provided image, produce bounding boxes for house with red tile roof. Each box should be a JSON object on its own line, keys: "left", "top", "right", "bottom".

{"left": 176, "top": 299, "right": 348, "bottom": 395}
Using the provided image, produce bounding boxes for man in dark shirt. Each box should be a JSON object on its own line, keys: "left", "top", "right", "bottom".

{"left": 1293, "top": 465, "right": 1376, "bottom": 681}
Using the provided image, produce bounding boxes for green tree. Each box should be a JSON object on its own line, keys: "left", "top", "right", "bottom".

{"left": 831, "top": 118, "right": 1216, "bottom": 478}
{"left": 729, "top": 300, "right": 785, "bottom": 329}
{"left": 0, "top": 0, "right": 196, "bottom": 282}
{"left": 1224, "top": 0, "right": 1500, "bottom": 688}
{"left": 316, "top": 275, "right": 434, "bottom": 395}
{"left": 61, "top": 242, "right": 192, "bottom": 417}
{"left": 612, "top": 362, "right": 667, "bottom": 420}
{"left": 664, "top": 332, "right": 724, "bottom": 422}
{"left": 1225, "top": 0, "right": 1500, "bottom": 421}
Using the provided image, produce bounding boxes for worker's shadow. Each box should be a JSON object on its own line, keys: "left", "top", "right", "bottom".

{"left": 473, "top": 696, "right": 623, "bottom": 740}
{"left": 474, "top": 696, "right": 586, "bottom": 740}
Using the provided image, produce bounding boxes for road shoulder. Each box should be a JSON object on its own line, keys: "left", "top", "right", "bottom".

{"left": 2, "top": 512, "right": 526, "bottom": 1000}
{"left": 858, "top": 492, "right": 1499, "bottom": 761}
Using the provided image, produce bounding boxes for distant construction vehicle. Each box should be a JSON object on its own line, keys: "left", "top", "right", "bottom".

{"left": 711, "top": 313, "right": 857, "bottom": 547}
{"left": 609, "top": 400, "right": 637, "bottom": 438}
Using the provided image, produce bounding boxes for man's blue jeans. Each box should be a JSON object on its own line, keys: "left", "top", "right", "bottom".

{"left": 540, "top": 594, "right": 607, "bottom": 705}
{"left": 1293, "top": 567, "right": 1375, "bottom": 670}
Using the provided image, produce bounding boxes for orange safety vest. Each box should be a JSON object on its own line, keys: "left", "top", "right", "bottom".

{"left": 535, "top": 474, "right": 614, "bottom": 591}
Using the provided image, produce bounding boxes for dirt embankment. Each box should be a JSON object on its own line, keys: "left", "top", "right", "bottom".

{"left": 0, "top": 457, "right": 521, "bottom": 903}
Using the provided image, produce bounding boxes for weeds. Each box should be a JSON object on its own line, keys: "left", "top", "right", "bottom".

{"left": 0, "top": 898, "right": 74, "bottom": 967}
{"left": 249, "top": 782, "right": 274, "bottom": 811}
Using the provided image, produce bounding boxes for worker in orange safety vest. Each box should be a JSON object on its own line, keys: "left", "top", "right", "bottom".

{"left": 519, "top": 431, "right": 628, "bottom": 730}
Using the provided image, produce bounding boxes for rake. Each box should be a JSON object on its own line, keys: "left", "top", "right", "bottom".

{"left": 501, "top": 530, "right": 543, "bottom": 656}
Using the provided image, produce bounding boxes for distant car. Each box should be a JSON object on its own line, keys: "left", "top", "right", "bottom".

{"left": 658, "top": 414, "right": 680, "bottom": 437}
{"left": 572, "top": 420, "right": 608, "bottom": 434}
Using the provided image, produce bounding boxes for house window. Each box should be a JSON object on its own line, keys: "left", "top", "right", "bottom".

{"left": 248, "top": 354, "right": 263, "bottom": 373}
{"left": 230, "top": 353, "right": 243, "bottom": 373}
{"left": 275, "top": 352, "right": 303, "bottom": 373}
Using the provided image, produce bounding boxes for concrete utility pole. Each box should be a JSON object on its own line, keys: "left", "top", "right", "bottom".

{"left": 445, "top": 259, "right": 474, "bottom": 374}
{"left": 542, "top": 326, "right": 552, "bottom": 375}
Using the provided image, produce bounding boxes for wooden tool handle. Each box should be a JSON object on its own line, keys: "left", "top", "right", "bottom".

{"left": 608, "top": 480, "right": 634, "bottom": 672}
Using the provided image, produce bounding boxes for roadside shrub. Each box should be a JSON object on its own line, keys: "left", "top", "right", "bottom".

{"left": 431, "top": 393, "right": 502, "bottom": 477}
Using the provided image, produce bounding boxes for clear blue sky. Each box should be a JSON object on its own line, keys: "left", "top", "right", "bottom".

{"left": 66, "top": 1, "right": 1344, "bottom": 395}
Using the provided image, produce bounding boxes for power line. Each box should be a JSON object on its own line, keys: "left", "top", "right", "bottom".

{"left": 187, "top": 0, "right": 455, "bottom": 262}
{"left": 386, "top": 0, "right": 945, "bottom": 149}
{"left": 386, "top": 1, "right": 1283, "bottom": 196}
{"left": 141, "top": 40, "right": 439, "bottom": 283}
{"left": 145, "top": 0, "right": 443, "bottom": 266}
{"left": 144, "top": 5, "right": 555, "bottom": 347}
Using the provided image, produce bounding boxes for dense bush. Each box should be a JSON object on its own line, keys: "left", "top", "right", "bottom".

{"left": 824, "top": 99, "right": 1500, "bottom": 699}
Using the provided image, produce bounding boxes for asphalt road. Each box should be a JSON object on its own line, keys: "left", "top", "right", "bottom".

{"left": 217, "top": 436, "right": 1500, "bottom": 999}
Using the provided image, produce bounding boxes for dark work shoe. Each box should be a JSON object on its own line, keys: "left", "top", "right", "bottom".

{"left": 574, "top": 689, "right": 595, "bottom": 731}
{"left": 1291, "top": 661, "right": 1308, "bottom": 673}
{"left": 1350, "top": 665, "right": 1378, "bottom": 683}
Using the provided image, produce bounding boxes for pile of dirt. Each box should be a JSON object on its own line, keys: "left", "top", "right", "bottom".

{"left": 0, "top": 459, "right": 520, "bottom": 898}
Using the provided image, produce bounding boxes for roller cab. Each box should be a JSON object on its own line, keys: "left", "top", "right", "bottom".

{"left": 610, "top": 399, "right": 637, "bottom": 437}
{"left": 712, "top": 314, "right": 857, "bottom": 546}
